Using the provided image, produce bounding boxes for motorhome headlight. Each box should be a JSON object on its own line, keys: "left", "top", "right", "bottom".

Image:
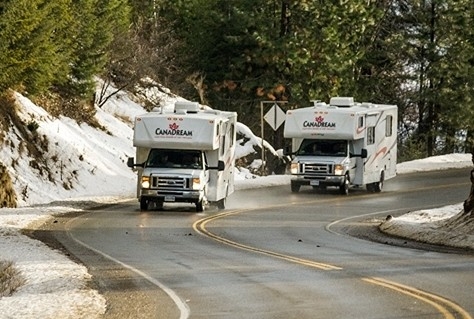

{"left": 141, "top": 176, "right": 150, "bottom": 188}
{"left": 334, "top": 164, "right": 344, "bottom": 176}
{"left": 290, "top": 163, "right": 299, "bottom": 174}
{"left": 192, "top": 177, "right": 201, "bottom": 190}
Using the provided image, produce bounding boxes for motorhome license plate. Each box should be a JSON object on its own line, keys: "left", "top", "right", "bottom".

{"left": 164, "top": 195, "right": 175, "bottom": 202}
{"left": 310, "top": 180, "right": 320, "bottom": 186}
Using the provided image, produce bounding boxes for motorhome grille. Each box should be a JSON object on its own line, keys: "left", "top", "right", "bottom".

{"left": 151, "top": 176, "right": 188, "bottom": 190}
{"left": 303, "top": 163, "right": 333, "bottom": 175}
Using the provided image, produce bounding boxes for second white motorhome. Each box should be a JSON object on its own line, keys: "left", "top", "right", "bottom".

{"left": 127, "top": 101, "right": 237, "bottom": 211}
{"left": 284, "top": 97, "right": 397, "bottom": 194}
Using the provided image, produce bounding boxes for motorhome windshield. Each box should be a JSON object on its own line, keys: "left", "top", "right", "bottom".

{"left": 297, "top": 139, "right": 348, "bottom": 157}
{"left": 146, "top": 149, "right": 203, "bottom": 168}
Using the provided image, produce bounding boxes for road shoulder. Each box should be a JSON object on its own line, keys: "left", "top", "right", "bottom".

{"left": 24, "top": 210, "right": 179, "bottom": 319}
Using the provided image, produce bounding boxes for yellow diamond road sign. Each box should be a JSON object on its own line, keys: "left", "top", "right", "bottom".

{"left": 264, "top": 103, "right": 286, "bottom": 131}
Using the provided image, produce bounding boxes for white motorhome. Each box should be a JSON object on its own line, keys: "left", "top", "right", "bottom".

{"left": 283, "top": 97, "right": 397, "bottom": 194}
{"left": 127, "top": 101, "right": 237, "bottom": 211}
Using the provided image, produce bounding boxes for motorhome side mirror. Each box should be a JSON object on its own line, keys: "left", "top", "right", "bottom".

{"left": 127, "top": 157, "right": 135, "bottom": 168}
{"left": 350, "top": 149, "right": 368, "bottom": 158}
{"left": 217, "top": 160, "right": 225, "bottom": 171}
{"left": 283, "top": 146, "right": 293, "bottom": 156}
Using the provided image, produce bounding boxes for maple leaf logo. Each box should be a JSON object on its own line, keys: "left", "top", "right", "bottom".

{"left": 169, "top": 122, "right": 179, "bottom": 130}
{"left": 315, "top": 116, "right": 324, "bottom": 123}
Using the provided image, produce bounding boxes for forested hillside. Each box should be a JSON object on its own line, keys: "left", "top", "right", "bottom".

{"left": 1, "top": 0, "right": 474, "bottom": 160}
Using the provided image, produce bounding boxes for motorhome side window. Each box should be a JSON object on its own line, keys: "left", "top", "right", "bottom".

{"left": 385, "top": 115, "right": 393, "bottom": 137}
{"left": 220, "top": 135, "right": 226, "bottom": 156}
{"left": 367, "top": 127, "right": 375, "bottom": 145}
{"left": 230, "top": 124, "right": 235, "bottom": 147}
{"left": 358, "top": 116, "right": 364, "bottom": 128}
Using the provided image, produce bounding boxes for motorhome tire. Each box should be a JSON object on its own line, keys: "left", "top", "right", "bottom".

{"left": 217, "top": 198, "right": 226, "bottom": 210}
{"left": 291, "top": 182, "right": 300, "bottom": 193}
{"left": 196, "top": 200, "right": 204, "bottom": 212}
{"left": 155, "top": 201, "right": 164, "bottom": 210}
{"left": 339, "top": 175, "right": 349, "bottom": 195}
{"left": 366, "top": 183, "right": 375, "bottom": 192}
{"left": 373, "top": 171, "right": 384, "bottom": 193}
{"left": 140, "top": 198, "right": 148, "bottom": 210}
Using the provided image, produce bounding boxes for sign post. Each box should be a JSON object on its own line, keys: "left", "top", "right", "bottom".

{"left": 260, "top": 101, "right": 288, "bottom": 175}
{"left": 264, "top": 103, "right": 286, "bottom": 131}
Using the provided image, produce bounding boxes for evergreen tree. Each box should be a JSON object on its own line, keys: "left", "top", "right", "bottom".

{"left": 0, "top": 0, "right": 73, "bottom": 95}
{"left": 431, "top": 0, "right": 474, "bottom": 153}
{"left": 64, "top": 0, "right": 131, "bottom": 97}
{"left": 389, "top": 0, "right": 474, "bottom": 156}
{"left": 158, "top": 0, "right": 379, "bottom": 134}
{"left": 130, "top": 0, "right": 159, "bottom": 25}
{"left": 107, "top": 1, "right": 189, "bottom": 104}
{"left": 263, "top": 0, "right": 379, "bottom": 104}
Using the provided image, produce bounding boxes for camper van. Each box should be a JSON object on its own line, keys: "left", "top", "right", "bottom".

{"left": 127, "top": 101, "right": 237, "bottom": 211}
{"left": 283, "top": 97, "right": 397, "bottom": 194}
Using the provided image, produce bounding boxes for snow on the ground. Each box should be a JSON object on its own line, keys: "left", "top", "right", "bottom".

{"left": 380, "top": 203, "right": 474, "bottom": 250}
{"left": 0, "top": 89, "right": 473, "bottom": 318}
{"left": 397, "top": 153, "right": 473, "bottom": 174}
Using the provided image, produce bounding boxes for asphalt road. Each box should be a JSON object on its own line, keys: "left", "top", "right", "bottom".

{"left": 39, "top": 168, "right": 474, "bottom": 319}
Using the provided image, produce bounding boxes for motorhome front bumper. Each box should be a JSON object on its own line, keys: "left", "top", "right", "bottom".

{"left": 292, "top": 175, "right": 345, "bottom": 187}
{"left": 140, "top": 189, "right": 203, "bottom": 203}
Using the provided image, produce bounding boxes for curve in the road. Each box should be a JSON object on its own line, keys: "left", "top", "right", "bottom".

{"left": 363, "top": 277, "right": 472, "bottom": 319}
{"left": 194, "top": 205, "right": 473, "bottom": 319}
{"left": 193, "top": 209, "right": 341, "bottom": 271}
{"left": 66, "top": 215, "right": 191, "bottom": 319}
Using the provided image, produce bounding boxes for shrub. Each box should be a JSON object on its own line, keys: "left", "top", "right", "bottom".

{"left": 26, "top": 120, "right": 40, "bottom": 133}
{"left": 0, "top": 260, "right": 25, "bottom": 297}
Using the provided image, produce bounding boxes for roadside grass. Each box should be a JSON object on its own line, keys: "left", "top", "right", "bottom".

{"left": 0, "top": 259, "right": 25, "bottom": 297}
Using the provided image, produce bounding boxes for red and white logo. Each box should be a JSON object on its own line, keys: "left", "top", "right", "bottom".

{"left": 155, "top": 122, "right": 192, "bottom": 137}
{"left": 303, "top": 116, "right": 336, "bottom": 129}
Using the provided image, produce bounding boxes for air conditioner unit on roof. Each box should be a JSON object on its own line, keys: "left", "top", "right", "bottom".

{"left": 175, "top": 101, "right": 200, "bottom": 113}
{"left": 329, "top": 97, "right": 354, "bottom": 107}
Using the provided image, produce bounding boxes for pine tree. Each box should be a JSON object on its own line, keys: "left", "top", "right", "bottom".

{"left": 0, "top": 0, "right": 73, "bottom": 95}
{"left": 64, "top": 0, "right": 131, "bottom": 97}
{"left": 157, "top": 0, "right": 379, "bottom": 136}
{"left": 391, "top": 0, "right": 474, "bottom": 156}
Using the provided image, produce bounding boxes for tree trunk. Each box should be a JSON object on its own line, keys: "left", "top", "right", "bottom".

{"left": 463, "top": 152, "right": 474, "bottom": 215}
{"left": 279, "top": 0, "right": 290, "bottom": 37}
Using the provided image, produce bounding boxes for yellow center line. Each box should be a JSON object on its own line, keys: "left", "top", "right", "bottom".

{"left": 363, "top": 277, "right": 472, "bottom": 319}
{"left": 193, "top": 210, "right": 341, "bottom": 271}
{"left": 193, "top": 201, "right": 472, "bottom": 318}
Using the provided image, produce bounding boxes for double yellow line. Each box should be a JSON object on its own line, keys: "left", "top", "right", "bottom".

{"left": 193, "top": 210, "right": 340, "bottom": 271}
{"left": 363, "top": 277, "right": 472, "bottom": 319}
{"left": 193, "top": 209, "right": 472, "bottom": 319}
